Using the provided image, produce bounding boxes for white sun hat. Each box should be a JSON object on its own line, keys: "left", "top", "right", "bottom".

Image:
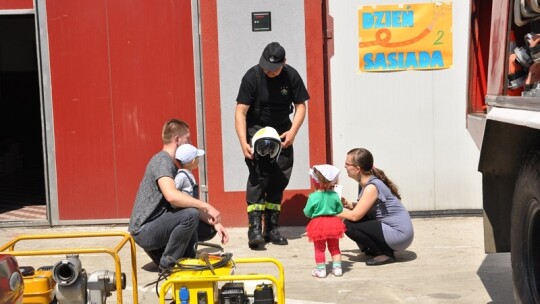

{"left": 309, "top": 164, "right": 340, "bottom": 183}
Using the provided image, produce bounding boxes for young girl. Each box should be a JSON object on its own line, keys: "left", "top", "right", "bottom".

{"left": 304, "top": 164, "right": 346, "bottom": 278}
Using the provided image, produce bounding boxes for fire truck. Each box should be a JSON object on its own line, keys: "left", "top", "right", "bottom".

{"left": 469, "top": 0, "right": 540, "bottom": 302}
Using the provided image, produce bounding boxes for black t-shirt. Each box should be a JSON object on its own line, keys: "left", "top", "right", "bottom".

{"left": 236, "top": 64, "right": 310, "bottom": 129}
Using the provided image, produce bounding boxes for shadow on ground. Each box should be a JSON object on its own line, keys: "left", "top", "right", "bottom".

{"left": 477, "top": 252, "right": 514, "bottom": 304}
{"left": 341, "top": 248, "right": 417, "bottom": 264}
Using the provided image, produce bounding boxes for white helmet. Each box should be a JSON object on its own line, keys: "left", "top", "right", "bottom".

{"left": 251, "top": 127, "right": 282, "bottom": 162}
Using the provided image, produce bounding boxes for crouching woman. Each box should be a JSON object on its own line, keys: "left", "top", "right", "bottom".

{"left": 338, "top": 148, "right": 414, "bottom": 266}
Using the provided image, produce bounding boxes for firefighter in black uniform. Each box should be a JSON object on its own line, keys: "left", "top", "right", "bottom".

{"left": 235, "top": 42, "right": 310, "bottom": 249}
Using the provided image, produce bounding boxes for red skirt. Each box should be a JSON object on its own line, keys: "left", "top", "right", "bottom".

{"left": 306, "top": 216, "right": 346, "bottom": 242}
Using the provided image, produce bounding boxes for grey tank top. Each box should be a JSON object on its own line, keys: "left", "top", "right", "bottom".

{"left": 360, "top": 176, "right": 414, "bottom": 251}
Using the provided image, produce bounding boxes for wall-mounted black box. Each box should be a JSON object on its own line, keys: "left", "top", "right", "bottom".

{"left": 252, "top": 12, "right": 271, "bottom": 31}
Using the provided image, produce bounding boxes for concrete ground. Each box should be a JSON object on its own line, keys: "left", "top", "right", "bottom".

{"left": 0, "top": 216, "right": 514, "bottom": 304}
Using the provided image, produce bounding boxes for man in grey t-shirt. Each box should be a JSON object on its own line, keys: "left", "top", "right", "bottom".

{"left": 128, "top": 119, "right": 229, "bottom": 273}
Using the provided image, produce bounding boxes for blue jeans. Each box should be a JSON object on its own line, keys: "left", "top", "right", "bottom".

{"left": 133, "top": 207, "right": 200, "bottom": 268}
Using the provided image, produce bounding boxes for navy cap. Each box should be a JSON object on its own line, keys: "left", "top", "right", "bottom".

{"left": 259, "top": 42, "right": 286, "bottom": 71}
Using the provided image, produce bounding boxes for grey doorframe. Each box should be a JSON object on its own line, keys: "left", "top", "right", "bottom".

{"left": 35, "top": 0, "right": 58, "bottom": 225}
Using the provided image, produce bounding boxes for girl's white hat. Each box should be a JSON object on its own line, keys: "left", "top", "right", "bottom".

{"left": 309, "top": 164, "right": 340, "bottom": 183}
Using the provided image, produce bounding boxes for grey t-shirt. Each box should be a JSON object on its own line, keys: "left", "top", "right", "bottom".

{"left": 174, "top": 169, "right": 198, "bottom": 199}
{"left": 128, "top": 151, "right": 176, "bottom": 235}
{"left": 361, "top": 176, "right": 414, "bottom": 251}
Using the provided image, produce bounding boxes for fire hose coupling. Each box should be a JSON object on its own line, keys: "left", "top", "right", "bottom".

{"left": 522, "top": 82, "right": 540, "bottom": 97}
{"left": 525, "top": 33, "right": 540, "bottom": 63}
{"left": 51, "top": 254, "right": 126, "bottom": 304}
{"left": 53, "top": 254, "right": 83, "bottom": 286}
{"left": 87, "top": 270, "right": 127, "bottom": 303}
{"left": 514, "top": 46, "right": 533, "bottom": 69}
{"left": 508, "top": 69, "right": 527, "bottom": 90}
{"left": 53, "top": 255, "right": 88, "bottom": 304}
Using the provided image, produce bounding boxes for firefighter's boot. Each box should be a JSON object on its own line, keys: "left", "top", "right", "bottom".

{"left": 264, "top": 210, "right": 288, "bottom": 245}
{"left": 248, "top": 211, "right": 265, "bottom": 249}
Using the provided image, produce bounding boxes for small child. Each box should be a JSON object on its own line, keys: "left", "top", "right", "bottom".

{"left": 174, "top": 144, "right": 205, "bottom": 199}
{"left": 174, "top": 144, "right": 217, "bottom": 241}
{"left": 304, "top": 164, "right": 346, "bottom": 278}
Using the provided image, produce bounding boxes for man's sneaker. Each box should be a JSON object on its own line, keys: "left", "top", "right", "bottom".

{"left": 311, "top": 268, "right": 326, "bottom": 278}
{"left": 332, "top": 267, "right": 343, "bottom": 277}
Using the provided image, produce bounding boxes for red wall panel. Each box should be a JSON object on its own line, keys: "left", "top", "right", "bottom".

{"left": 106, "top": 0, "right": 197, "bottom": 217}
{"left": 0, "top": 0, "right": 32, "bottom": 9}
{"left": 47, "top": 0, "right": 197, "bottom": 220}
{"left": 47, "top": 0, "right": 116, "bottom": 220}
